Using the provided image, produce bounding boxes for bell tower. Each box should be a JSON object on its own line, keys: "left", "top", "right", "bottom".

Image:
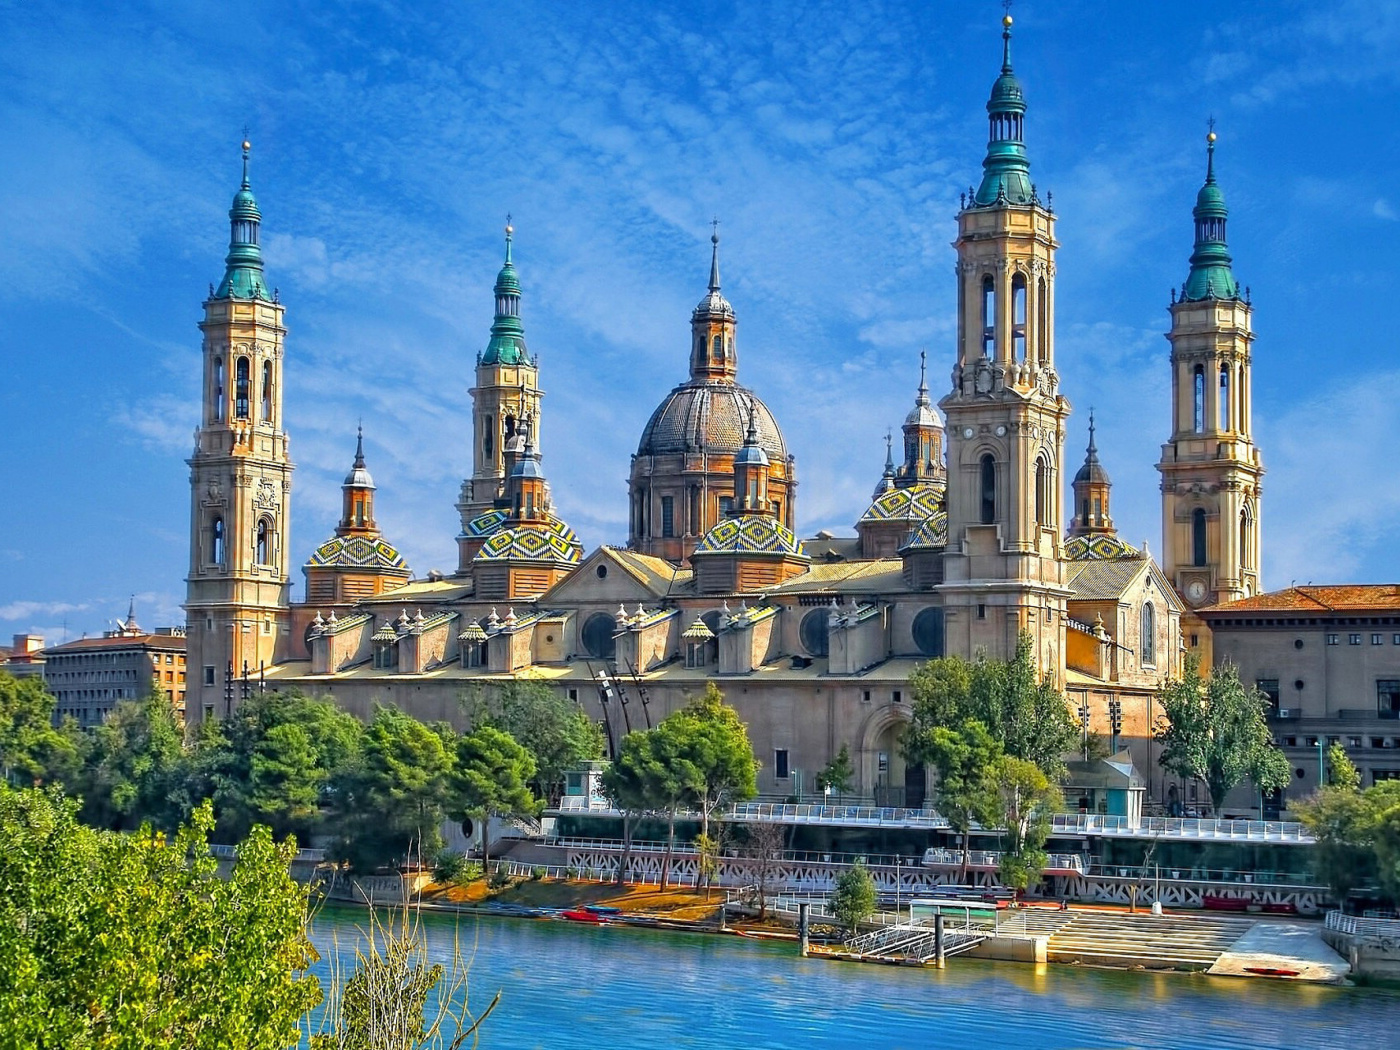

{"left": 185, "top": 139, "right": 293, "bottom": 723}
{"left": 939, "top": 15, "right": 1070, "bottom": 681}
{"left": 1157, "top": 130, "right": 1263, "bottom": 610}
{"left": 456, "top": 220, "right": 544, "bottom": 573}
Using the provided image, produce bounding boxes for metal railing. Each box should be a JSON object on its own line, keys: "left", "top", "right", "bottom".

{"left": 209, "top": 843, "right": 325, "bottom": 862}
{"left": 730, "top": 801, "right": 951, "bottom": 828}
{"left": 1326, "top": 910, "right": 1400, "bottom": 939}
{"left": 921, "top": 847, "right": 1086, "bottom": 874}
{"left": 1050, "top": 814, "right": 1311, "bottom": 842}
{"left": 1086, "top": 863, "right": 1321, "bottom": 888}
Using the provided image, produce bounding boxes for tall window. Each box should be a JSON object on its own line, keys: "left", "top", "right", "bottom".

{"left": 1219, "top": 366, "right": 1230, "bottom": 431}
{"left": 980, "top": 454, "right": 996, "bottom": 525}
{"left": 1034, "top": 456, "right": 1048, "bottom": 525}
{"left": 1379, "top": 680, "right": 1400, "bottom": 719}
{"left": 689, "top": 484, "right": 701, "bottom": 535}
{"left": 261, "top": 360, "right": 273, "bottom": 422}
{"left": 1193, "top": 366, "right": 1205, "bottom": 433}
{"left": 1012, "top": 273, "right": 1027, "bottom": 362}
{"left": 213, "top": 358, "right": 225, "bottom": 422}
{"left": 712, "top": 334, "right": 723, "bottom": 361}
{"left": 1192, "top": 508, "right": 1207, "bottom": 567}
{"left": 483, "top": 415, "right": 494, "bottom": 459}
{"left": 255, "top": 519, "right": 269, "bottom": 564}
{"left": 1036, "top": 276, "right": 1048, "bottom": 363}
{"left": 211, "top": 517, "right": 225, "bottom": 566}
{"left": 981, "top": 276, "right": 995, "bottom": 357}
{"left": 1142, "top": 603, "right": 1156, "bottom": 666}
{"left": 1081, "top": 498, "right": 1090, "bottom": 525}
{"left": 234, "top": 357, "right": 250, "bottom": 419}
{"left": 1240, "top": 506, "right": 1252, "bottom": 569}
{"left": 661, "top": 495, "right": 674, "bottom": 538}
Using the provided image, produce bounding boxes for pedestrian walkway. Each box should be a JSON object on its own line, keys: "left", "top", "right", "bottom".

{"left": 1207, "top": 922, "right": 1350, "bottom": 983}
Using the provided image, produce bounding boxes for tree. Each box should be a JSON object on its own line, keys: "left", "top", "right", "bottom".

{"left": 1296, "top": 780, "right": 1375, "bottom": 906}
{"left": 814, "top": 744, "right": 855, "bottom": 797}
{"left": 337, "top": 706, "right": 455, "bottom": 872}
{"left": 905, "top": 720, "right": 1002, "bottom": 881}
{"left": 460, "top": 679, "right": 604, "bottom": 805}
{"left": 1156, "top": 655, "right": 1291, "bottom": 815}
{"left": 1325, "top": 742, "right": 1361, "bottom": 790}
{"left": 0, "top": 786, "right": 320, "bottom": 1048}
{"left": 832, "top": 859, "right": 877, "bottom": 936}
{"left": 741, "top": 821, "right": 787, "bottom": 921}
{"left": 668, "top": 683, "right": 758, "bottom": 840}
{"left": 603, "top": 722, "right": 700, "bottom": 890}
{"left": 992, "top": 755, "right": 1063, "bottom": 893}
{"left": 449, "top": 725, "right": 539, "bottom": 868}
{"left": 600, "top": 734, "right": 653, "bottom": 885}
{"left": 69, "top": 693, "right": 188, "bottom": 831}
{"left": 0, "top": 672, "right": 78, "bottom": 786}
{"left": 1366, "top": 781, "right": 1400, "bottom": 905}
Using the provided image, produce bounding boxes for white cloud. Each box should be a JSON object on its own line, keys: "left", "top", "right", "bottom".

{"left": 1375, "top": 198, "right": 1398, "bottom": 221}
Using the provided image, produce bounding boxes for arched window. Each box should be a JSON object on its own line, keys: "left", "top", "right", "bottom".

{"left": 1034, "top": 456, "right": 1048, "bottom": 526}
{"left": 261, "top": 361, "right": 273, "bottom": 422}
{"left": 1192, "top": 508, "right": 1207, "bottom": 567}
{"left": 696, "top": 334, "right": 708, "bottom": 366}
{"left": 1193, "top": 366, "right": 1205, "bottom": 433}
{"left": 799, "top": 609, "right": 830, "bottom": 658}
{"left": 234, "top": 358, "right": 250, "bottom": 419}
{"left": 1037, "top": 276, "right": 1048, "bottom": 362}
{"left": 213, "top": 358, "right": 225, "bottom": 423}
{"left": 505, "top": 414, "right": 516, "bottom": 440}
{"left": 581, "top": 613, "right": 616, "bottom": 660}
{"left": 981, "top": 276, "right": 995, "bottom": 357}
{"left": 483, "top": 415, "right": 494, "bottom": 459}
{"left": 211, "top": 517, "right": 225, "bottom": 566}
{"left": 712, "top": 334, "right": 723, "bottom": 361}
{"left": 980, "top": 454, "right": 996, "bottom": 525}
{"left": 1012, "top": 273, "right": 1027, "bottom": 362}
{"left": 1081, "top": 498, "right": 1090, "bottom": 526}
{"left": 1219, "top": 366, "right": 1230, "bottom": 431}
{"left": 1142, "top": 603, "right": 1156, "bottom": 666}
{"left": 912, "top": 607, "right": 945, "bottom": 657}
{"left": 255, "top": 519, "right": 270, "bottom": 565}
{"left": 1240, "top": 505, "right": 1253, "bottom": 569}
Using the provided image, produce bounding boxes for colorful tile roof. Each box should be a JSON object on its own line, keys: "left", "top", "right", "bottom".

{"left": 474, "top": 518, "right": 583, "bottom": 564}
{"left": 1202, "top": 585, "right": 1400, "bottom": 615}
{"left": 306, "top": 534, "right": 409, "bottom": 571}
{"left": 1063, "top": 534, "right": 1140, "bottom": 560}
{"left": 858, "top": 482, "right": 944, "bottom": 524}
{"left": 692, "top": 514, "right": 806, "bottom": 558}
{"left": 463, "top": 508, "right": 509, "bottom": 539}
{"left": 897, "top": 511, "right": 948, "bottom": 551}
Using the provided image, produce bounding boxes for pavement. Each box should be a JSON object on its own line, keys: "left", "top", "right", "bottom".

{"left": 1207, "top": 921, "right": 1351, "bottom": 983}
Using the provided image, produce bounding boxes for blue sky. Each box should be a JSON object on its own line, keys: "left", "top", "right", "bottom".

{"left": 3, "top": 0, "right": 1399, "bottom": 643}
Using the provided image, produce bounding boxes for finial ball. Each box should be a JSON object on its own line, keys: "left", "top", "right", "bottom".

{"left": 1207, "top": 131, "right": 1217, "bottom": 143}
{"left": 505, "top": 224, "right": 513, "bottom": 234}
{"left": 1003, "top": 14, "right": 1013, "bottom": 27}
{"left": 242, "top": 140, "right": 251, "bottom": 151}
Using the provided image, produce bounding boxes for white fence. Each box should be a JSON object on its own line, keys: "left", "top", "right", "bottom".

{"left": 1326, "top": 910, "right": 1400, "bottom": 940}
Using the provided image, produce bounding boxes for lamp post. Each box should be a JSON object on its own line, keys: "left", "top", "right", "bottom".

{"left": 895, "top": 855, "right": 902, "bottom": 921}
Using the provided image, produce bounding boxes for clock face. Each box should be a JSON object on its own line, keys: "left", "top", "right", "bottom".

{"left": 1187, "top": 581, "right": 1206, "bottom": 602}
{"left": 962, "top": 427, "right": 974, "bottom": 439}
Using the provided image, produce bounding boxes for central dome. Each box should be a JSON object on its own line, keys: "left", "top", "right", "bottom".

{"left": 637, "top": 380, "right": 788, "bottom": 461}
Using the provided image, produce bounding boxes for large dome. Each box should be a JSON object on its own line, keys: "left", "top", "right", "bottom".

{"left": 637, "top": 380, "right": 788, "bottom": 460}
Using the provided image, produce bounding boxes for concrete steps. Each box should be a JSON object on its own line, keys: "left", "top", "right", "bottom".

{"left": 1047, "top": 911, "right": 1256, "bottom": 971}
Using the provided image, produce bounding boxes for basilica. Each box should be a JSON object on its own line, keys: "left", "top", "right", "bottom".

{"left": 184, "top": 18, "right": 1268, "bottom": 808}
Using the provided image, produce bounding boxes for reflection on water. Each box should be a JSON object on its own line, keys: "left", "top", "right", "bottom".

{"left": 307, "top": 907, "right": 1397, "bottom": 1050}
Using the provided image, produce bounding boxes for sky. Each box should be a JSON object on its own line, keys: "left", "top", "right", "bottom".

{"left": 2, "top": 0, "right": 1399, "bottom": 644}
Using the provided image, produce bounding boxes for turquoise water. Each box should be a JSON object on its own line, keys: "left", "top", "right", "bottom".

{"left": 307, "top": 908, "right": 1397, "bottom": 1049}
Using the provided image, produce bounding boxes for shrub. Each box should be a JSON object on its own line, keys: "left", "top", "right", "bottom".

{"left": 486, "top": 867, "right": 511, "bottom": 890}
{"left": 530, "top": 866, "right": 546, "bottom": 881}
{"left": 432, "top": 851, "right": 481, "bottom": 886}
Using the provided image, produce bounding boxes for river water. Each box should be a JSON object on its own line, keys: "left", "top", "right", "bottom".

{"left": 307, "top": 907, "right": 1396, "bottom": 1050}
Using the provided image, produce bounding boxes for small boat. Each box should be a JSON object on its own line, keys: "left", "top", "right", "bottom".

{"left": 560, "top": 908, "right": 608, "bottom": 924}
{"left": 582, "top": 904, "right": 623, "bottom": 916}
{"left": 1242, "top": 966, "right": 1300, "bottom": 977}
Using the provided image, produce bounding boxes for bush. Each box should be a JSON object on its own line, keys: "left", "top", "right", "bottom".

{"left": 432, "top": 851, "right": 481, "bottom": 886}
{"left": 530, "top": 866, "right": 546, "bottom": 881}
{"left": 486, "top": 867, "right": 511, "bottom": 890}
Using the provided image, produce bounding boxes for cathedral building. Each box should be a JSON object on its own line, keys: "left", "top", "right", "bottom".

{"left": 185, "top": 18, "right": 1291, "bottom": 809}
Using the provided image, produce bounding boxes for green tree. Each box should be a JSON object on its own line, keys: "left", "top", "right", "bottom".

{"left": 814, "top": 743, "right": 855, "bottom": 797}
{"left": 992, "top": 755, "right": 1063, "bottom": 893}
{"left": 0, "top": 786, "right": 320, "bottom": 1048}
{"left": 1367, "top": 781, "right": 1400, "bottom": 904}
{"left": 337, "top": 706, "right": 455, "bottom": 872}
{"left": 1156, "top": 655, "right": 1292, "bottom": 815}
{"left": 832, "top": 858, "right": 877, "bottom": 936}
{"left": 668, "top": 683, "right": 758, "bottom": 840}
{"left": 1296, "top": 780, "right": 1375, "bottom": 905}
{"left": 460, "top": 679, "right": 604, "bottom": 804}
{"left": 70, "top": 693, "right": 188, "bottom": 831}
{"left": 906, "top": 720, "right": 1002, "bottom": 881}
{"left": 0, "top": 672, "right": 78, "bottom": 786}
{"left": 607, "top": 722, "right": 701, "bottom": 890}
{"left": 449, "top": 725, "right": 539, "bottom": 868}
{"left": 600, "top": 737, "right": 655, "bottom": 886}
{"left": 1325, "top": 742, "right": 1361, "bottom": 790}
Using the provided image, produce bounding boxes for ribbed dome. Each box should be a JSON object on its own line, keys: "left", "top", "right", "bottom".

{"left": 637, "top": 381, "right": 788, "bottom": 460}
{"left": 1074, "top": 458, "right": 1110, "bottom": 486}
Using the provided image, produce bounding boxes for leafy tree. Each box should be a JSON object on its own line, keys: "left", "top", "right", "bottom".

{"left": 832, "top": 858, "right": 877, "bottom": 936}
{"left": 668, "top": 683, "right": 758, "bottom": 840}
{"left": 992, "top": 755, "right": 1063, "bottom": 893}
{"left": 0, "top": 786, "right": 320, "bottom": 1048}
{"left": 0, "top": 672, "right": 78, "bottom": 786}
{"left": 600, "top": 731, "right": 656, "bottom": 885}
{"left": 1155, "top": 655, "right": 1291, "bottom": 814}
{"left": 460, "top": 679, "right": 604, "bottom": 804}
{"left": 907, "top": 633, "right": 1077, "bottom": 780}
{"left": 1296, "top": 780, "right": 1375, "bottom": 905}
{"left": 814, "top": 743, "right": 855, "bottom": 796}
{"left": 906, "top": 720, "right": 1002, "bottom": 881}
{"left": 1325, "top": 742, "right": 1361, "bottom": 790}
{"left": 449, "top": 725, "right": 539, "bottom": 867}
{"left": 694, "top": 832, "right": 721, "bottom": 896}
{"left": 1367, "top": 781, "right": 1400, "bottom": 904}
{"left": 70, "top": 693, "right": 188, "bottom": 831}
{"left": 337, "top": 706, "right": 455, "bottom": 872}
{"left": 605, "top": 722, "right": 701, "bottom": 890}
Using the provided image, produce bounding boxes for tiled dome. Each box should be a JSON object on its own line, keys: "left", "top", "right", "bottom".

{"left": 307, "top": 535, "right": 408, "bottom": 570}
{"left": 1063, "top": 534, "right": 1140, "bottom": 561}
{"left": 897, "top": 511, "right": 949, "bottom": 552}
{"left": 858, "top": 483, "right": 944, "bottom": 526}
{"left": 637, "top": 381, "right": 787, "bottom": 460}
{"left": 692, "top": 515, "right": 805, "bottom": 558}
{"left": 474, "top": 518, "right": 583, "bottom": 564}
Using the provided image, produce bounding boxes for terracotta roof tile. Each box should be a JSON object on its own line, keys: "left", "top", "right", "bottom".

{"left": 1203, "top": 584, "right": 1400, "bottom": 615}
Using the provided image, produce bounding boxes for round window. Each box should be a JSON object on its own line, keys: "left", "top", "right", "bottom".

{"left": 582, "top": 612, "right": 616, "bottom": 659}
{"left": 596, "top": 564, "right": 608, "bottom": 579}
{"left": 799, "top": 609, "right": 829, "bottom": 658}
{"left": 912, "top": 607, "right": 945, "bottom": 658}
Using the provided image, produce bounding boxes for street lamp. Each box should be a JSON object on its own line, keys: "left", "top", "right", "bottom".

{"left": 895, "top": 855, "right": 903, "bottom": 921}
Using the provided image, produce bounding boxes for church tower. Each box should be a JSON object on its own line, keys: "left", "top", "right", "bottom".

{"left": 1068, "top": 412, "right": 1113, "bottom": 537}
{"left": 1157, "top": 131, "right": 1263, "bottom": 610}
{"left": 456, "top": 221, "right": 544, "bottom": 574}
{"left": 185, "top": 139, "right": 293, "bottom": 723}
{"left": 939, "top": 15, "right": 1070, "bottom": 680}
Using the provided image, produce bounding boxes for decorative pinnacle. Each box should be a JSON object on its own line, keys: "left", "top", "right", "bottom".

{"left": 708, "top": 218, "right": 721, "bottom": 292}
{"left": 240, "top": 127, "right": 251, "bottom": 189}
{"left": 354, "top": 423, "right": 366, "bottom": 469}
{"left": 1002, "top": 2, "right": 1014, "bottom": 71}
{"left": 504, "top": 213, "right": 514, "bottom": 263}
{"left": 1086, "top": 408, "right": 1098, "bottom": 459}
{"left": 883, "top": 429, "right": 895, "bottom": 473}
{"left": 916, "top": 349, "right": 929, "bottom": 404}
{"left": 1206, "top": 117, "right": 1217, "bottom": 181}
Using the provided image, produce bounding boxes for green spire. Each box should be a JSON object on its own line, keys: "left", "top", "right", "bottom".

{"left": 482, "top": 216, "right": 529, "bottom": 366}
{"left": 1182, "top": 128, "right": 1240, "bottom": 301}
{"left": 214, "top": 137, "right": 271, "bottom": 300}
{"left": 973, "top": 15, "right": 1033, "bottom": 207}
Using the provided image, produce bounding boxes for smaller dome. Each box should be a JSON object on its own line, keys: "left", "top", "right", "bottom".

{"left": 1063, "top": 534, "right": 1140, "bottom": 561}
{"left": 905, "top": 401, "right": 943, "bottom": 428}
{"left": 859, "top": 483, "right": 944, "bottom": 526}
{"left": 693, "top": 289, "right": 734, "bottom": 320}
{"left": 637, "top": 381, "right": 788, "bottom": 460}
{"left": 898, "top": 512, "right": 949, "bottom": 553}
{"left": 306, "top": 535, "right": 408, "bottom": 571}
{"left": 734, "top": 440, "right": 769, "bottom": 468}
{"left": 462, "top": 508, "right": 509, "bottom": 540}
{"left": 494, "top": 261, "right": 521, "bottom": 296}
{"left": 509, "top": 455, "right": 545, "bottom": 480}
{"left": 988, "top": 71, "right": 1025, "bottom": 113}
{"left": 474, "top": 519, "right": 583, "bottom": 564}
{"left": 1074, "top": 458, "right": 1109, "bottom": 486}
{"left": 693, "top": 515, "right": 806, "bottom": 558}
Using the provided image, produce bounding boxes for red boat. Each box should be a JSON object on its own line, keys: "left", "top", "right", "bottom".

{"left": 559, "top": 908, "right": 608, "bottom": 924}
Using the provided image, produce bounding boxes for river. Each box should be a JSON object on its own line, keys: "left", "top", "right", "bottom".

{"left": 306, "top": 907, "right": 1396, "bottom": 1049}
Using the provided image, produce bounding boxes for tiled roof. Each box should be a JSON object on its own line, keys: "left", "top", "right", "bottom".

{"left": 897, "top": 512, "right": 948, "bottom": 552}
{"left": 1063, "top": 534, "right": 1139, "bottom": 560}
{"left": 607, "top": 547, "right": 692, "bottom": 594}
{"left": 462, "top": 509, "right": 510, "bottom": 539}
{"left": 1202, "top": 585, "right": 1400, "bottom": 615}
{"left": 43, "top": 634, "right": 186, "bottom": 654}
{"left": 858, "top": 483, "right": 943, "bottom": 525}
{"left": 1065, "top": 559, "right": 1149, "bottom": 601}
{"left": 306, "top": 534, "right": 409, "bottom": 571}
{"left": 767, "top": 559, "right": 907, "bottom": 594}
{"left": 637, "top": 380, "right": 787, "bottom": 459}
{"left": 475, "top": 519, "right": 583, "bottom": 564}
{"left": 692, "top": 515, "right": 806, "bottom": 558}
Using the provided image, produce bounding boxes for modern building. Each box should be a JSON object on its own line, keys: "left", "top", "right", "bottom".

{"left": 1, "top": 634, "right": 47, "bottom": 679}
{"left": 43, "top": 606, "right": 187, "bottom": 726}
{"left": 182, "top": 17, "right": 1293, "bottom": 810}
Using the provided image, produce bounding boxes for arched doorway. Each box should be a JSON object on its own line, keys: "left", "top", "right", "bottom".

{"left": 860, "top": 706, "right": 925, "bottom": 809}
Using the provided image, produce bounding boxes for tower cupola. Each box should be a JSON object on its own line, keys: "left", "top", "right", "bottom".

{"left": 338, "top": 426, "right": 377, "bottom": 536}
{"left": 506, "top": 419, "right": 549, "bottom": 523}
{"left": 1069, "top": 411, "right": 1114, "bottom": 537}
{"left": 732, "top": 402, "right": 771, "bottom": 514}
{"left": 214, "top": 139, "right": 271, "bottom": 300}
{"left": 973, "top": 15, "right": 1033, "bottom": 206}
{"left": 1182, "top": 130, "right": 1239, "bottom": 301}
{"left": 483, "top": 220, "right": 529, "bottom": 365}
{"left": 690, "top": 226, "right": 738, "bottom": 381}
{"left": 898, "top": 351, "right": 946, "bottom": 488}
